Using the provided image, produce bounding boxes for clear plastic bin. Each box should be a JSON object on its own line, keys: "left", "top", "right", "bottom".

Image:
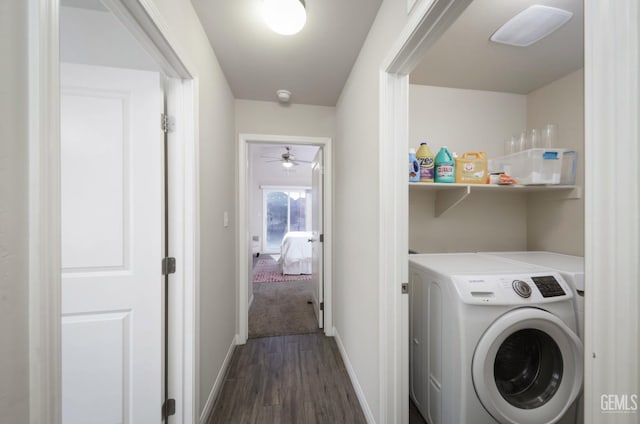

{"left": 489, "top": 148, "right": 576, "bottom": 185}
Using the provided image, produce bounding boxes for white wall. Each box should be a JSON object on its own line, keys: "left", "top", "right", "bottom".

{"left": 0, "top": 1, "right": 29, "bottom": 422}
{"left": 333, "top": 0, "right": 410, "bottom": 419}
{"left": 526, "top": 69, "right": 584, "bottom": 256}
{"left": 146, "top": 0, "right": 237, "bottom": 417}
{"left": 235, "top": 99, "right": 335, "bottom": 137}
{"left": 409, "top": 84, "right": 527, "bottom": 158}
{"left": 408, "top": 85, "right": 528, "bottom": 253}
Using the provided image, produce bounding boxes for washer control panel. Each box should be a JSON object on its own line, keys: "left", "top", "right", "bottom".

{"left": 531, "top": 275, "right": 566, "bottom": 297}
{"left": 452, "top": 272, "right": 572, "bottom": 305}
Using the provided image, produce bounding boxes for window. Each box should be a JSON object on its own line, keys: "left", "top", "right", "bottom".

{"left": 262, "top": 188, "right": 311, "bottom": 252}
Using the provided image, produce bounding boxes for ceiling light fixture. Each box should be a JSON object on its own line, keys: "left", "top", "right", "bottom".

{"left": 282, "top": 160, "right": 294, "bottom": 168}
{"left": 490, "top": 5, "right": 573, "bottom": 47}
{"left": 262, "top": 0, "right": 306, "bottom": 36}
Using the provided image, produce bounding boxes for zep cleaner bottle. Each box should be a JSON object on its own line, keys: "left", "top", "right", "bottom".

{"left": 416, "top": 142, "right": 435, "bottom": 183}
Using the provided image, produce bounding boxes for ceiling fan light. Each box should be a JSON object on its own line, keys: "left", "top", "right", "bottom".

{"left": 490, "top": 5, "right": 573, "bottom": 47}
{"left": 262, "top": 0, "right": 306, "bottom": 36}
{"left": 282, "top": 160, "right": 294, "bottom": 168}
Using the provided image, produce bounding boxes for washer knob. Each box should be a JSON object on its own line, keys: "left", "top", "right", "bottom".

{"left": 512, "top": 280, "right": 532, "bottom": 298}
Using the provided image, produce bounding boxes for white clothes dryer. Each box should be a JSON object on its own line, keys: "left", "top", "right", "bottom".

{"left": 409, "top": 253, "right": 583, "bottom": 424}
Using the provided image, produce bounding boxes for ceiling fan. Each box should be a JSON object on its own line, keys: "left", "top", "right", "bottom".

{"left": 262, "top": 146, "right": 311, "bottom": 168}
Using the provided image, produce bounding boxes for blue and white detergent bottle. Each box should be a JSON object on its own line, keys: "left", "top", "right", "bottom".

{"left": 435, "top": 146, "right": 455, "bottom": 183}
{"left": 409, "top": 148, "right": 420, "bottom": 182}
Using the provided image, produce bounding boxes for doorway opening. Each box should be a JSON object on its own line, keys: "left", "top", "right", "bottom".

{"left": 248, "top": 144, "right": 319, "bottom": 339}
{"left": 238, "top": 134, "right": 333, "bottom": 344}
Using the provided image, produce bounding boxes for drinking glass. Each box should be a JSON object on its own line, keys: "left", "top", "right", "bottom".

{"left": 504, "top": 136, "right": 517, "bottom": 155}
{"left": 517, "top": 130, "right": 527, "bottom": 152}
{"left": 528, "top": 128, "right": 541, "bottom": 149}
{"left": 542, "top": 123, "right": 558, "bottom": 148}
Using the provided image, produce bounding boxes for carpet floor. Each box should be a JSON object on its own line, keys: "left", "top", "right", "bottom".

{"left": 252, "top": 255, "right": 312, "bottom": 283}
{"left": 249, "top": 279, "right": 321, "bottom": 339}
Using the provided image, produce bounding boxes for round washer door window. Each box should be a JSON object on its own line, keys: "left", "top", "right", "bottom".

{"left": 472, "top": 308, "right": 583, "bottom": 424}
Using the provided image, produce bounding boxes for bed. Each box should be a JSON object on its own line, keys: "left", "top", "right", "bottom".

{"left": 279, "top": 231, "right": 313, "bottom": 275}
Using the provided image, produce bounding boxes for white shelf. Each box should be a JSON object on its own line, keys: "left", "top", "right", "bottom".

{"left": 409, "top": 182, "right": 581, "bottom": 217}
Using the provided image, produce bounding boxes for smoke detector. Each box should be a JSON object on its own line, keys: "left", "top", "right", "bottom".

{"left": 276, "top": 89, "right": 291, "bottom": 103}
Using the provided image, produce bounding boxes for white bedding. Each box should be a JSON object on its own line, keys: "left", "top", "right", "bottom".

{"left": 279, "top": 231, "right": 313, "bottom": 275}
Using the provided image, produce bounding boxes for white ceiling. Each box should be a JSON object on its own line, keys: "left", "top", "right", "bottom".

{"left": 62, "top": 0, "right": 582, "bottom": 103}
{"left": 410, "top": 0, "right": 584, "bottom": 94}
{"left": 250, "top": 144, "right": 320, "bottom": 176}
{"left": 190, "top": 0, "right": 383, "bottom": 106}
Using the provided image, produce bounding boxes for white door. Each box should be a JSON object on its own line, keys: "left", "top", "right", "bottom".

{"left": 310, "top": 148, "right": 324, "bottom": 328}
{"left": 60, "top": 63, "right": 164, "bottom": 424}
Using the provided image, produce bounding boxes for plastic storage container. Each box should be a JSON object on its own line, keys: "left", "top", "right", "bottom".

{"left": 489, "top": 148, "right": 577, "bottom": 185}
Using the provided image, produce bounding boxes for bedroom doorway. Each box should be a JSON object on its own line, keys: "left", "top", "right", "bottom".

{"left": 237, "top": 134, "right": 333, "bottom": 344}
{"left": 248, "top": 145, "right": 318, "bottom": 339}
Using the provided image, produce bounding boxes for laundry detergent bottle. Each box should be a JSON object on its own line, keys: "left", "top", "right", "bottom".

{"left": 435, "top": 146, "right": 455, "bottom": 183}
{"left": 416, "top": 142, "right": 435, "bottom": 183}
{"left": 409, "top": 148, "right": 420, "bottom": 182}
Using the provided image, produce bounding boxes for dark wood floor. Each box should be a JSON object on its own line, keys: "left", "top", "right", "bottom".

{"left": 207, "top": 333, "right": 367, "bottom": 424}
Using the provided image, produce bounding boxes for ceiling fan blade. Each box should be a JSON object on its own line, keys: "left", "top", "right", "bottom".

{"left": 265, "top": 159, "right": 282, "bottom": 163}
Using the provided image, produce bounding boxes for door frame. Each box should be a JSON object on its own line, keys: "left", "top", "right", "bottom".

{"left": 28, "top": 0, "right": 200, "bottom": 422}
{"left": 378, "top": 0, "right": 473, "bottom": 420}
{"left": 237, "top": 134, "right": 332, "bottom": 344}
{"left": 380, "top": 0, "right": 638, "bottom": 423}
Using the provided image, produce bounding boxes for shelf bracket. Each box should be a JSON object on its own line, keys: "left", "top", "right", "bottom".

{"left": 434, "top": 185, "right": 471, "bottom": 217}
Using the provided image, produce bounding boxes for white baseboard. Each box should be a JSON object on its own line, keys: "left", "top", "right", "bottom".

{"left": 199, "top": 334, "right": 237, "bottom": 424}
{"left": 333, "top": 327, "right": 376, "bottom": 424}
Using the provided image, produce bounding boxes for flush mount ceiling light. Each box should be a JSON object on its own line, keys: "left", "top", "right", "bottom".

{"left": 262, "top": 0, "right": 307, "bottom": 36}
{"left": 490, "top": 5, "right": 573, "bottom": 47}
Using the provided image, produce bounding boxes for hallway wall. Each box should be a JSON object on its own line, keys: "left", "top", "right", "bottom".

{"left": 334, "top": 0, "right": 410, "bottom": 420}
{"left": 0, "top": 2, "right": 29, "bottom": 423}
{"left": 147, "top": 0, "right": 237, "bottom": 418}
{"left": 235, "top": 99, "right": 335, "bottom": 137}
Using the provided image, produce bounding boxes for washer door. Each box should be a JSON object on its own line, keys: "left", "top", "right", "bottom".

{"left": 472, "top": 308, "right": 583, "bottom": 424}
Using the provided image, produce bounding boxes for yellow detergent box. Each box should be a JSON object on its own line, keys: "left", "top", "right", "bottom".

{"left": 455, "top": 152, "right": 488, "bottom": 184}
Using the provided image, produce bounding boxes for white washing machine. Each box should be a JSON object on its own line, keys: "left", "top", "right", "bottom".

{"left": 480, "top": 251, "right": 585, "bottom": 424}
{"left": 409, "top": 253, "right": 583, "bottom": 424}
{"left": 479, "top": 252, "right": 585, "bottom": 341}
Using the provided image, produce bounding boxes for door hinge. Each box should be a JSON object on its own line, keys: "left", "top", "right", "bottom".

{"left": 162, "top": 257, "right": 176, "bottom": 275}
{"left": 319, "top": 234, "right": 324, "bottom": 243}
{"left": 161, "top": 113, "right": 175, "bottom": 133}
{"left": 320, "top": 302, "right": 324, "bottom": 311}
{"left": 162, "top": 398, "right": 176, "bottom": 418}
{"left": 401, "top": 283, "right": 409, "bottom": 294}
